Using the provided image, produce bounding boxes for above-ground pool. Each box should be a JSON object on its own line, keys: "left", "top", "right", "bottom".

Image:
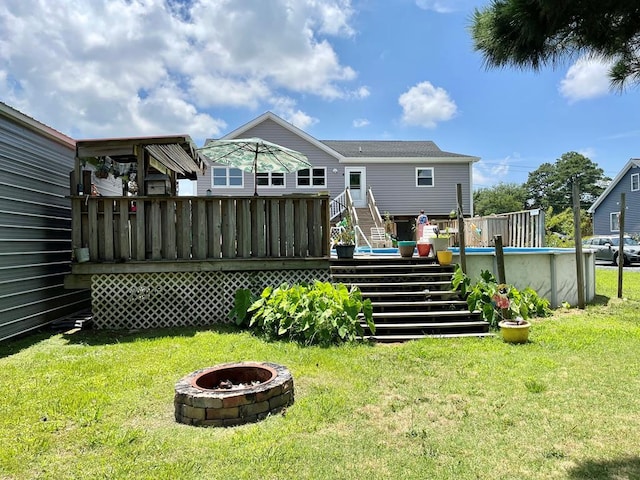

{"left": 449, "top": 247, "right": 595, "bottom": 308}
{"left": 336, "top": 245, "right": 595, "bottom": 308}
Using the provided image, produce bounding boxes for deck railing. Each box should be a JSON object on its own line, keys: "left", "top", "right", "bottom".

{"left": 71, "top": 194, "right": 330, "bottom": 262}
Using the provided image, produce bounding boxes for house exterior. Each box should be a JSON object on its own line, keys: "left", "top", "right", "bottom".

{"left": 0, "top": 102, "right": 90, "bottom": 341}
{"left": 197, "top": 112, "right": 479, "bottom": 223}
{"left": 588, "top": 159, "right": 640, "bottom": 235}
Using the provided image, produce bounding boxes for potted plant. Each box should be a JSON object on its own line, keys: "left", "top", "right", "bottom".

{"left": 451, "top": 265, "right": 551, "bottom": 343}
{"left": 334, "top": 216, "right": 356, "bottom": 259}
{"left": 397, "top": 240, "right": 416, "bottom": 257}
{"left": 451, "top": 266, "right": 552, "bottom": 343}
{"left": 394, "top": 219, "right": 416, "bottom": 257}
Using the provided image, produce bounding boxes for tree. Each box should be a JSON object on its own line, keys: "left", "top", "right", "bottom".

{"left": 524, "top": 162, "right": 555, "bottom": 210}
{"left": 471, "top": 0, "right": 640, "bottom": 89}
{"left": 524, "top": 152, "right": 609, "bottom": 212}
{"left": 473, "top": 182, "right": 527, "bottom": 216}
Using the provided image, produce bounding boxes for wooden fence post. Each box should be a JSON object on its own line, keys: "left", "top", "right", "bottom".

{"left": 572, "top": 179, "right": 585, "bottom": 308}
{"left": 618, "top": 193, "right": 625, "bottom": 299}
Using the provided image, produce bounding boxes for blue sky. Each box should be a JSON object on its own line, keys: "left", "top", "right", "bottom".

{"left": 1, "top": 0, "right": 637, "bottom": 189}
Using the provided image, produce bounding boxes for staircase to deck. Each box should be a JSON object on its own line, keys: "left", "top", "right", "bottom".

{"left": 330, "top": 257, "right": 490, "bottom": 342}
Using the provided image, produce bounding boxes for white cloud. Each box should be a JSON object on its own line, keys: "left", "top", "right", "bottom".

{"left": 559, "top": 56, "right": 612, "bottom": 103}
{"left": 398, "top": 81, "right": 457, "bottom": 128}
{"left": 270, "top": 97, "right": 319, "bottom": 130}
{"left": 577, "top": 147, "right": 597, "bottom": 160}
{"left": 473, "top": 157, "right": 512, "bottom": 188}
{"left": 353, "top": 118, "right": 370, "bottom": 127}
{"left": 415, "top": 0, "right": 477, "bottom": 13}
{"left": 0, "top": 0, "right": 362, "bottom": 139}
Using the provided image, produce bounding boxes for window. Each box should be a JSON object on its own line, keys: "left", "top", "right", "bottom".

{"left": 632, "top": 173, "right": 639, "bottom": 192}
{"left": 416, "top": 168, "right": 434, "bottom": 187}
{"left": 610, "top": 212, "right": 620, "bottom": 232}
{"left": 212, "top": 167, "right": 243, "bottom": 188}
{"left": 297, "top": 167, "right": 326, "bottom": 187}
{"left": 256, "top": 172, "right": 285, "bottom": 187}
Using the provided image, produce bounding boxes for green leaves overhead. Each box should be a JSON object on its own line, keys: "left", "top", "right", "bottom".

{"left": 470, "top": 0, "right": 640, "bottom": 89}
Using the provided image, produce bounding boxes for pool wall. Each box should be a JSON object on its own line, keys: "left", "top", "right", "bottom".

{"left": 450, "top": 248, "right": 596, "bottom": 308}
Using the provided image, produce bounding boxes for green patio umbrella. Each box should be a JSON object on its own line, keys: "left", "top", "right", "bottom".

{"left": 197, "top": 137, "right": 311, "bottom": 196}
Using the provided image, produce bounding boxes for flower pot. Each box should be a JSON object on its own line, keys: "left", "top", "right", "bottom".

{"left": 429, "top": 237, "right": 450, "bottom": 253}
{"left": 75, "top": 247, "right": 90, "bottom": 263}
{"left": 417, "top": 242, "right": 431, "bottom": 257}
{"left": 397, "top": 241, "right": 416, "bottom": 258}
{"left": 498, "top": 320, "right": 531, "bottom": 344}
{"left": 335, "top": 244, "right": 355, "bottom": 259}
{"left": 436, "top": 250, "right": 452, "bottom": 265}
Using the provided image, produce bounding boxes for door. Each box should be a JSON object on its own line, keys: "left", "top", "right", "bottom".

{"left": 345, "top": 167, "right": 366, "bottom": 207}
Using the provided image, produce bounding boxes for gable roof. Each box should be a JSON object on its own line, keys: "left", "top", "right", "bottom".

{"left": 321, "top": 140, "right": 478, "bottom": 162}
{"left": 215, "top": 111, "right": 479, "bottom": 164}
{"left": 220, "top": 111, "right": 343, "bottom": 160}
{"left": 588, "top": 158, "right": 640, "bottom": 213}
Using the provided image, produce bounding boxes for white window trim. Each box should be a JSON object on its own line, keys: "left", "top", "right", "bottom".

{"left": 296, "top": 167, "right": 327, "bottom": 188}
{"left": 256, "top": 172, "right": 286, "bottom": 188}
{"left": 631, "top": 172, "right": 639, "bottom": 192}
{"left": 610, "top": 211, "right": 620, "bottom": 232}
{"left": 415, "top": 167, "right": 434, "bottom": 187}
{"left": 211, "top": 166, "right": 244, "bottom": 188}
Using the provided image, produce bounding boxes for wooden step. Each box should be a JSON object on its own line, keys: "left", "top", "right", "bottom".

{"left": 370, "top": 300, "right": 468, "bottom": 308}
{"left": 366, "top": 321, "right": 489, "bottom": 329}
{"left": 363, "top": 332, "right": 494, "bottom": 342}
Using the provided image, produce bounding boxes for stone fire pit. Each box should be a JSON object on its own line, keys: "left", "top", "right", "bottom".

{"left": 174, "top": 361, "right": 294, "bottom": 427}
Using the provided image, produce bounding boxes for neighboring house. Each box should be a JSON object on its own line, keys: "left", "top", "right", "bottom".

{"left": 197, "top": 112, "right": 479, "bottom": 225}
{"left": 0, "top": 103, "right": 90, "bottom": 341}
{"left": 588, "top": 159, "right": 640, "bottom": 235}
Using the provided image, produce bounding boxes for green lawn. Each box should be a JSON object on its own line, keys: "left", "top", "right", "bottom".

{"left": 1, "top": 270, "right": 640, "bottom": 479}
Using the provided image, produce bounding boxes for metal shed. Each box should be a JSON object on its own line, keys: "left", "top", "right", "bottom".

{"left": 0, "top": 103, "right": 90, "bottom": 341}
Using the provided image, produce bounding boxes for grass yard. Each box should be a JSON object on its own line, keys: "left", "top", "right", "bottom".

{"left": 1, "top": 270, "right": 640, "bottom": 479}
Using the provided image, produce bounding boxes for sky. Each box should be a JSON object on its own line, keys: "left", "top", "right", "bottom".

{"left": 1, "top": 0, "right": 638, "bottom": 191}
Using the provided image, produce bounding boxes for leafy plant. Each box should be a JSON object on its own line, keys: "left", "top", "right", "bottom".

{"left": 232, "top": 281, "right": 375, "bottom": 346}
{"left": 335, "top": 214, "right": 356, "bottom": 245}
{"left": 451, "top": 265, "right": 551, "bottom": 328}
{"left": 228, "top": 288, "right": 257, "bottom": 326}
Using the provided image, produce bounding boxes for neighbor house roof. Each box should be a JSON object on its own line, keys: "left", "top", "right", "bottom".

{"left": 588, "top": 158, "right": 640, "bottom": 213}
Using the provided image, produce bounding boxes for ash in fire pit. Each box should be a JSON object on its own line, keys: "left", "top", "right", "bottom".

{"left": 174, "top": 362, "right": 294, "bottom": 427}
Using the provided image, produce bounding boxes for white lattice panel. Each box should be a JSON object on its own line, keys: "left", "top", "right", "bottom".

{"left": 92, "top": 269, "right": 330, "bottom": 329}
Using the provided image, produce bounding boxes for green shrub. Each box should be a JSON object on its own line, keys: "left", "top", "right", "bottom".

{"left": 451, "top": 265, "right": 551, "bottom": 328}
{"left": 230, "top": 281, "right": 375, "bottom": 346}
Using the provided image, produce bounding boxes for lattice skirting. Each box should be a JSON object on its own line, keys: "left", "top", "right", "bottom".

{"left": 91, "top": 269, "right": 330, "bottom": 329}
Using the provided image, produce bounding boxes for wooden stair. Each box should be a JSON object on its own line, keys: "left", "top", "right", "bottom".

{"left": 330, "top": 256, "right": 490, "bottom": 342}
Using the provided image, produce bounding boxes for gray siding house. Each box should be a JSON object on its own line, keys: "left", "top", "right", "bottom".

{"left": 0, "top": 103, "right": 90, "bottom": 341}
{"left": 588, "top": 159, "right": 640, "bottom": 235}
{"left": 197, "top": 112, "right": 478, "bottom": 221}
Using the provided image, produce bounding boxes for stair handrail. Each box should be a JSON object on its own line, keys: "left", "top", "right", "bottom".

{"left": 354, "top": 224, "right": 372, "bottom": 253}
{"left": 366, "top": 187, "right": 384, "bottom": 229}
{"left": 344, "top": 188, "right": 359, "bottom": 226}
{"left": 329, "top": 189, "right": 347, "bottom": 221}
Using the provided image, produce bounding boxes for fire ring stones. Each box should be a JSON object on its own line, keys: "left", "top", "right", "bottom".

{"left": 174, "top": 362, "right": 294, "bottom": 427}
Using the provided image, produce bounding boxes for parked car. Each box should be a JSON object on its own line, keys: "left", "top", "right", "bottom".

{"left": 582, "top": 235, "right": 640, "bottom": 266}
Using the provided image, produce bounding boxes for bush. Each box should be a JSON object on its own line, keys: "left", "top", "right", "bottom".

{"left": 230, "top": 281, "right": 375, "bottom": 346}
{"left": 451, "top": 265, "right": 551, "bottom": 328}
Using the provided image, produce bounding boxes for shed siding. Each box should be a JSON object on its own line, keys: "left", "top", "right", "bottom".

{"left": 197, "top": 118, "right": 473, "bottom": 217}
{"left": 593, "top": 166, "right": 640, "bottom": 235}
{"left": 0, "top": 111, "right": 90, "bottom": 341}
